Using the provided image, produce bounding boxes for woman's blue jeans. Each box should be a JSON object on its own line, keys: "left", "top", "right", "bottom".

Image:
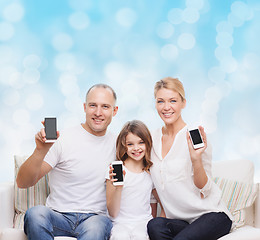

{"left": 24, "top": 205, "right": 112, "bottom": 240}
{"left": 147, "top": 212, "right": 232, "bottom": 240}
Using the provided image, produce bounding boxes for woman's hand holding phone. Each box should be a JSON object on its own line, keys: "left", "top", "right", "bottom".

{"left": 186, "top": 126, "right": 207, "bottom": 164}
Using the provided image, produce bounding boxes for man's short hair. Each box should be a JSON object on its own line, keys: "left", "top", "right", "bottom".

{"left": 86, "top": 84, "right": 117, "bottom": 103}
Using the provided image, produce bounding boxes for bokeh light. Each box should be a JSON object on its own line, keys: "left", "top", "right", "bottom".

{"left": 3, "top": 2, "right": 25, "bottom": 22}
{"left": 115, "top": 8, "right": 137, "bottom": 27}
{"left": 68, "top": 11, "right": 90, "bottom": 30}
{"left": 178, "top": 33, "right": 196, "bottom": 50}
{"left": 0, "top": 0, "right": 260, "bottom": 183}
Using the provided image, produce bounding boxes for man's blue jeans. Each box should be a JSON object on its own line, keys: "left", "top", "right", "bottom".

{"left": 147, "top": 212, "right": 232, "bottom": 240}
{"left": 24, "top": 205, "right": 112, "bottom": 240}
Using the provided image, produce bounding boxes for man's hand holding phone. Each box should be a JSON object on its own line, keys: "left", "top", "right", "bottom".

{"left": 35, "top": 118, "right": 59, "bottom": 152}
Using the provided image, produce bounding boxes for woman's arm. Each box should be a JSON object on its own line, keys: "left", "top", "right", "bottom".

{"left": 186, "top": 126, "right": 208, "bottom": 195}
{"left": 106, "top": 166, "right": 124, "bottom": 218}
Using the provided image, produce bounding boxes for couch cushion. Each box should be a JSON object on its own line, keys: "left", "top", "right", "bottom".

{"left": 212, "top": 159, "right": 254, "bottom": 183}
{"left": 218, "top": 225, "right": 260, "bottom": 240}
{"left": 14, "top": 155, "right": 50, "bottom": 229}
{"left": 214, "top": 177, "right": 257, "bottom": 228}
{"left": 0, "top": 228, "right": 76, "bottom": 240}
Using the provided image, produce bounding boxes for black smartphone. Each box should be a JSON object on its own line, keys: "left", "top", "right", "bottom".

{"left": 112, "top": 161, "right": 124, "bottom": 186}
{"left": 44, "top": 117, "right": 57, "bottom": 143}
{"left": 188, "top": 128, "right": 204, "bottom": 149}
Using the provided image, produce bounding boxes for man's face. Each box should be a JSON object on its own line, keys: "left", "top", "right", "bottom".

{"left": 83, "top": 87, "right": 118, "bottom": 136}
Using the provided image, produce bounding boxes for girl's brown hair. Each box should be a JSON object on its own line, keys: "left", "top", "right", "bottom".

{"left": 116, "top": 120, "right": 153, "bottom": 172}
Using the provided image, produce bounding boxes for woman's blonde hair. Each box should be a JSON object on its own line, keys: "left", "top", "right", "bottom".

{"left": 116, "top": 120, "right": 153, "bottom": 172}
{"left": 154, "top": 77, "right": 185, "bottom": 101}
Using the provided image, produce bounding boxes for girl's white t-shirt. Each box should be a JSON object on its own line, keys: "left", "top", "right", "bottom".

{"left": 106, "top": 166, "right": 154, "bottom": 224}
{"left": 44, "top": 124, "right": 116, "bottom": 214}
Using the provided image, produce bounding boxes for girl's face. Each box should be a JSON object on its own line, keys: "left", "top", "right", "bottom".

{"left": 125, "top": 132, "right": 146, "bottom": 162}
{"left": 155, "top": 88, "right": 186, "bottom": 125}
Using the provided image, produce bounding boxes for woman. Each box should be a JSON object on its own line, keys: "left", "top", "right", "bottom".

{"left": 147, "top": 77, "right": 233, "bottom": 240}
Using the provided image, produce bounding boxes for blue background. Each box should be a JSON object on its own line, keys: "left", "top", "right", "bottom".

{"left": 1, "top": 0, "right": 260, "bottom": 182}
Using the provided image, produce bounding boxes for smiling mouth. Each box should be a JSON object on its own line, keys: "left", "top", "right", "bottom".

{"left": 162, "top": 112, "right": 173, "bottom": 117}
{"left": 132, "top": 152, "right": 143, "bottom": 157}
{"left": 93, "top": 118, "right": 104, "bottom": 124}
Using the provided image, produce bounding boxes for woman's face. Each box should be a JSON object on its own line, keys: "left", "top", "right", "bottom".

{"left": 155, "top": 88, "right": 186, "bottom": 125}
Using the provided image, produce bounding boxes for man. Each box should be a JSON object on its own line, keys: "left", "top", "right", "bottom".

{"left": 16, "top": 84, "right": 118, "bottom": 240}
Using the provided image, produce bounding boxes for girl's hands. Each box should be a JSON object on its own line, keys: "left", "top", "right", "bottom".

{"left": 186, "top": 126, "right": 207, "bottom": 164}
{"left": 109, "top": 165, "right": 126, "bottom": 187}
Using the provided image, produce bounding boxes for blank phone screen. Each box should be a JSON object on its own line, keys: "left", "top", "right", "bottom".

{"left": 112, "top": 164, "right": 123, "bottom": 182}
{"left": 189, "top": 129, "right": 203, "bottom": 144}
{"left": 45, "top": 118, "right": 57, "bottom": 140}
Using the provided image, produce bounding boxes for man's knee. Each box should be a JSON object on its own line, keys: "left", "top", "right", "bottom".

{"left": 24, "top": 205, "right": 53, "bottom": 237}
{"left": 88, "top": 215, "right": 112, "bottom": 231}
{"left": 79, "top": 215, "right": 112, "bottom": 239}
{"left": 25, "top": 206, "right": 50, "bottom": 223}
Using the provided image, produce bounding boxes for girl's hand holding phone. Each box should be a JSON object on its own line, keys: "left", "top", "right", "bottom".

{"left": 109, "top": 163, "right": 126, "bottom": 187}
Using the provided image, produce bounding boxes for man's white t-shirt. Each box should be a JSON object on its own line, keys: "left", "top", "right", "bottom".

{"left": 44, "top": 124, "right": 116, "bottom": 214}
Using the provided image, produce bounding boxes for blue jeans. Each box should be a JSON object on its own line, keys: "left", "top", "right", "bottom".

{"left": 24, "top": 205, "right": 112, "bottom": 240}
{"left": 147, "top": 212, "right": 232, "bottom": 240}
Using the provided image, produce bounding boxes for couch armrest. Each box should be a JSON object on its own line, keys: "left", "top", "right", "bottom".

{"left": 0, "top": 182, "right": 15, "bottom": 229}
{"left": 255, "top": 183, "right": 260, "bottom": 228}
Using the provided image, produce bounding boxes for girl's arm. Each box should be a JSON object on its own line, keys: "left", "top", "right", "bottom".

{"left": 106, "top": 166, "right": 124, "bottom": 218}
{"left": 152, "top": 189, "right": 166, "bottom": 218}
{"left": 150, "top": 203, "right": 157, "bottom": 218}
{"left": 186, "top": 126, "right": 209, "bottom": 196}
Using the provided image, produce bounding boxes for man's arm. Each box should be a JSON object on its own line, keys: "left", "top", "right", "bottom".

{"left": 16, "top": 126, "right": 58, "bottom": 188}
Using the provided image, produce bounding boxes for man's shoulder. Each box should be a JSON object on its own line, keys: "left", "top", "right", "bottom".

{"left": 104, "top": 131, "right": 116, "bottom": 140}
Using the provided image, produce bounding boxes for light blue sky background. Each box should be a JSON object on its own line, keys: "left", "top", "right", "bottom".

{"left": 1, "top": 0, "right": 260, "bottom": 183}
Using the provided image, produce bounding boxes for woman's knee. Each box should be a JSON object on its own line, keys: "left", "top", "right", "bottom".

{"left": 147, "top": 217, "right": 165, "bottom": 230}
{"left": 147, "top": 217, "right": 167, "bottom": 237}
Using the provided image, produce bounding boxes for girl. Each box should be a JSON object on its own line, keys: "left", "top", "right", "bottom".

{"left": 147, "top": 77, "right": 233, "bottom": 240}
{"left": 106, "top": 120, "right": 163, "bottom": 240}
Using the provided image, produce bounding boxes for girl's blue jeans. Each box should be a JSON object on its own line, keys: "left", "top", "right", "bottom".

{"left": 24, "top": 205, "right": 112, "bottom": 240}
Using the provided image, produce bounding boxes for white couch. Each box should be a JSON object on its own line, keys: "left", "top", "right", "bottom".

{"left": 0, "top": 159, "right": 260, "bottom": 240}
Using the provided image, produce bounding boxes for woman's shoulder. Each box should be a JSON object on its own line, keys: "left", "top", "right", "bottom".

{"left": 150, "top": 127, "right": 162, "bottom": 139}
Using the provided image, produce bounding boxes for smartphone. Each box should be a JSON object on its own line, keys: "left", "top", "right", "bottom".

{"left": 44, "top": 117, "right": 57, "bottom": 143}
{"left": 111, "top": 161, "right": 124, "bottom": 186}
{"left": 188, "top": 128, "right": 204, "bottom": 149}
